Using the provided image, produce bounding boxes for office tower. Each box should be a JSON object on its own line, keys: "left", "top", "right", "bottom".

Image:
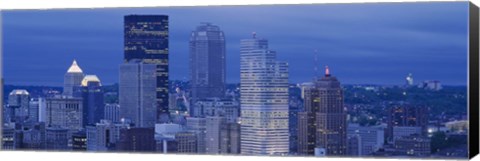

{"left": 186, "top": 117, "right": 206, "bottom": 153}
{"left": 298, "top": 67, "right": 347, "bottom": 156}
{"left": 196, "top": 98, "right": 239, "bottom": 122}
{"left": 29, "top": 98, "right": 46, "bottom": 122}
{"left": 347, "top": 124, "right": 385, "bottom": 156}
{"left": 386, "top": 105, "right": 428, "bottom": 142}
{"left": 175, "top": 131, "right": 198, "bottom": 153}
{"left": 8, "top": 89, "right": 30, "bottom": 121}
{"left": 74, "top": 75, "right": 104, "bottom": 126}
{"left": 189, "top": 23, "right": 226, "bottom": 104}
{"left": 45, "top": 127, "right": 69, "bottom": 150}
{"left": 205, "top": 116, "right": 226, "bottom": 154}
{"left": 240, "top": 33, "right": 289, "bottom": 155}
{"left": 220, "top": 122, "right": 241, "bottom": 154}
{"left": 64, "top": 60, "right": 85, "bottom": 97}
{"left": 45, "top": 97, "right": 83, "bottom": 132}
{"left": 124, "top": 15, "right": 170, "bottom": 123}
{"left": 104, "top": 104, "right": 120, "bottom": 123}
{"left": 117, "top": 127, "right": 155, "bottom": 152}
{"left": 119, "top": 60, "right": 157, "bottom": 127}
{"left": 2, "top": 126, "right": 16, "bottom": 150}
{"left": 72, "top": 131, "right": 87, "bottom": 151}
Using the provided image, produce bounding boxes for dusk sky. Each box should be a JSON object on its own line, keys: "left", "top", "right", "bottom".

{"left": 2, "top": 2, "right": 469, "bottom": 86}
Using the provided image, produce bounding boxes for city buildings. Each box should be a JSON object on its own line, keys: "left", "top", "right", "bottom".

{"left": 189, "top": 23, "right": 226, "bottom": 104}
{"left": 45, "top": 127, "right": 69, "bottom": 150}
{"left": 45, "top": 97, "right": 83, "bottom": 132}
{"left": 347, "top": 124, "right": 385, "bottom": 156}
{"left": 196, "top": 98, "right": 239, "bottom": 122}
{"left": 119, "top": 60, "right": 157, "bottom": 128}
{"left": 63, "top": 60, "right": 85, "bottom": 97}
{"left": 239, "top": 33, "right": 289, "bottom": 155}
{"left": 387, "top": 105, "right": 428, "bottom": 142}
{"left": 298, "top": 67, "right": 347, "bottom": 156}
{"left": 124, "top": 15, "right": 170, "bottom": 123}
{"left": 175, "top": 131, "right": 198, "bottom": 153}
{"left": 86, "top": 120, "right": 129, "bottom": 151}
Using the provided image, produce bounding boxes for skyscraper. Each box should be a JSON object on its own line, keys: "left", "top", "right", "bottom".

{"left": 119, "top": 60, "right": 157, "bottom": 128}
{"left": 298, "top": 67, "right": 347, "bottom": 156}
{"left": 7, "top": 90, "right": 30, "bottom": 121}
{"left": 124, "top": 15, "right": 169, "bottom": 123}
{"left": 63, "top": 60, "right": 84, "bottom": 97}
{"left": 74, "top": 75, "right": 104, "bottom": 127}
{"left": 189, "top": 23, "right": 226, "bottom": 104}
{"left": 239, "top": 33, "right": 289, "bottom": 155}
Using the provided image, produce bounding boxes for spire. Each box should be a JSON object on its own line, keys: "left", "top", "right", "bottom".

{"left": 325, "top": 65, "right": 330, "bottom": 77}
{"left": 67, "top": 59, "right": 83, "bottom": 73}
{"left": 314, "top": 49, "right": 319, "bottom": 79}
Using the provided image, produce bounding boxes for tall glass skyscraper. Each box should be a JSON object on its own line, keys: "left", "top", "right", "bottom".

{"left": 239, "top": 33, "right": 289, "bottom": 155}
{"left": 189, "top": 23, "right": 226, "bottom": 106}
{"left": 124, "top": 15, "right": 169, "bottom": 123}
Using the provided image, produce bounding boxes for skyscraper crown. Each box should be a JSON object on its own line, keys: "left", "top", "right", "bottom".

{"left": 67, "top": 59, "right": 83, "bottom": 73}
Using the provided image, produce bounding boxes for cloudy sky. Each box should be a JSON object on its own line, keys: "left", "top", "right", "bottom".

{"left": 1, "top": 2, "right": 469, "bottom": 86}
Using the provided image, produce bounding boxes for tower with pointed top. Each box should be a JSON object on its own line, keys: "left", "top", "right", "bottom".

{"left": 298, "top": 66, "right": 346, "bottom": 156}
{"left": 64, "top": 60, "right": 85, "bottom": 97}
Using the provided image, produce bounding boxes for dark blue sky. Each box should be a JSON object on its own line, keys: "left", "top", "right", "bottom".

{"left": 2, "top": 2, "right": 469, "bottom": 86}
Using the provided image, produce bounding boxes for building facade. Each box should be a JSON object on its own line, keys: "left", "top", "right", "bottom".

{"left": 45, "top": 97, "right": 83, "bottom": 132}
{"left": 119, "top": 60, "right": 157, "bottom": 128}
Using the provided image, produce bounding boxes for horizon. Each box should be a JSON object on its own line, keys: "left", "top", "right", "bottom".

{"left": 2, "top": 2, "right": 469, "bottom": 86}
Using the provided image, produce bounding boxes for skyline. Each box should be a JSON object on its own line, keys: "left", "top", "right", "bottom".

{"left": 2, "top": 2, "right": 469, "bottom": 86}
